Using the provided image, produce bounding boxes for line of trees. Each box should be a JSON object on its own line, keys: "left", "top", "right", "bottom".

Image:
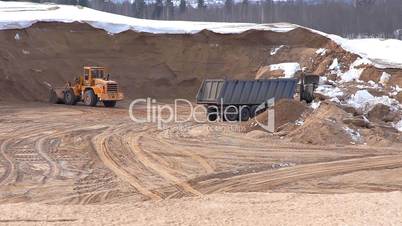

{"left": 10, "top": 0, "right": 402, "bottom": 38}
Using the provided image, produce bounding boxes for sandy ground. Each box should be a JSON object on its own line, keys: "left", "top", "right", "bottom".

{"left": 1, "top": 192, "right": 402, "bottom": 225}
{"left": 0, "top": 101, "right": 401, "bottom": 224}
{"left": 1, "top": 18, "right": 401, "bottom": 225}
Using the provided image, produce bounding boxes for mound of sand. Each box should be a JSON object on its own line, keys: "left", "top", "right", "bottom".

{"left": 246, "top": 99, "right": 308, "bottom": 132}
{"left": 287, "top": 101, "right": 401, "bottom": 146}
{"left": 0, "top": 22, "right": 350, "bottom": 102}
{"left": 288, "top": 102, "right": 356, "bottom": 145}
{"left": 359, "top": 126, "right": 402, "bottom": 147}
{"left": 367, "top": 104, "right": 398, "bottom": 122}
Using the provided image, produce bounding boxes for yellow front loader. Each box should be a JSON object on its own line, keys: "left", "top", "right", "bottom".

{"left": 48, "top": 66, "right": 124, "bottom": 107}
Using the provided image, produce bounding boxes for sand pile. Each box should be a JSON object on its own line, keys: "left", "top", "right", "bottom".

{"left": 246, "top": 99, "right": 308, "bottom": 132}
{"left": 367, "top": 104, "right": 399, "bottom": 123}
{"left": 287, "top": 102, "right": 357, "bottom": 145}
{"left": 285, "top": 101, "right": 401, "bottom": 146}
{"left": 0, "top": 22, "right": 350, "bottom": 102}
{"left": 312, "top": 41, "right": 358, "bottom": 75}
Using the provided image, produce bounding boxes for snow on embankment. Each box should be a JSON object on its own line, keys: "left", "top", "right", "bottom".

{"left": 316, "top": 32, "right": 402, "bottom": 69}
{"left": 328, "top": 37, "right": 402, "bottom": 69}
{"left": 311, "top": 54, "right": 402, "bottom": 136}
{"left": 1, "top": 1, "right": 402, "bottom": 70}
{"left": 0, "top": 1, "right": 295, "bottom": 34}
{"left": 268, "top": 63, "right": 301, "bottom": 78}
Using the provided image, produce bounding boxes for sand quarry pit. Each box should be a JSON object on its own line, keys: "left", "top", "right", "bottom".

{"left": 0, "top": 100, "right": 402, "bottom": 224}
{"left": 0, "top": 19, "right": 402, "bottom": 224}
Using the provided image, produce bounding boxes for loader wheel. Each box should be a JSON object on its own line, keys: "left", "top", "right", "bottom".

{"left": 64, "top": 89, "right": 77, "bottom": 105}
{"left": 103, "top": 101, "right": 116, "bottom": 108}
{"left": 49, "top": 89, "right": 62, "bottom": 104}
{"left": 83, "top": 90, "right": 98, "bottom": 107}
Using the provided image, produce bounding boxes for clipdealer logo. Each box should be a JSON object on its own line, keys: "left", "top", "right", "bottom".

{"left": 128, "top": 97, "right": 275, "bottom": 132}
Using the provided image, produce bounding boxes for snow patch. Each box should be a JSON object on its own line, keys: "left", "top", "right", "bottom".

{"left": 340, "top": 68, "right": 363, "bottom": 83}
{"left": 339, "top": 58, "right": 371, "bottom": 83}
{"left": 367, "top": 80, "right": 377, "bottom": 87}
{"left": 268, "top": 62, "right": 300, "bottom": 78}
{"left": 357, "top": 80, "right": 380, "bottom": 90}
{"left": 391, "top": 85, "right": 402, "bottom": 96}
{"left": 343, "top": 126, "right": 362, "bottom": 143}
{"left": 329, "top": 58, "right": 339, "bottom": 71}
{"left": 270, "top": 45, "right": 284, "bottom": 56}
{"left": 379, "top": 72, "right": 391, "bottom": 86}
{"left": 347, "top": 89, "right": 399, "bottom": 112}
{"left": 330, "top": 97, "right": 341, "bottom": 103}
{"left": 393, "top": 120, "right": 402, "bottom": 132}
{"left": 319, "top": 76, "right": 327, "bottom": 84}
{"left": 14, "top": 33, "right": 20, "bottom": 40}
{"left": 331, "top": 37, "right": 402, "bottom": 69}
{"left": 310, "top": 29, "right": 402, "bottom": 69}
{"left": 310, "top": 101, "right": 321, "bottom": 110}
{"left": 315, "top": 48, "right": 327, "bottom": 56}
{"left": 295, "top": 119, "right": 304, "bottom": 126}
{"left": 315, "top": 85, "right": 343, "bottom": 98}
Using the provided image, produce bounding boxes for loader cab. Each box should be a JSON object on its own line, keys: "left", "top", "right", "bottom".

{"left": 83, "top": 66, "right": 106, "bottom": 85}
{"left": 91, "top": 68, "right": 105, "bottom": 79}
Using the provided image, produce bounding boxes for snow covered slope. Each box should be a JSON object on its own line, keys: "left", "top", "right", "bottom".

{"left": 0, "top": 1, "right": 401, "bottom": 69}
{"left": 0, "top": 1, "right": 295, "bottom": 34}
{"left": 333, "top": 38, "right": 402, "bottom": 69}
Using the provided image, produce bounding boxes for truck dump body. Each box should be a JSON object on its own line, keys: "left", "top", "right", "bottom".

{"left": 196, "top": 79, "right": 297, "bottom": 105}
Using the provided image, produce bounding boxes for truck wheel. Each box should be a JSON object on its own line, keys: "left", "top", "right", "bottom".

{"left": 303, "top": 92, "right": 314, "bottom": 103}
{"left": 103, "top": 101, "right": 116, "bottom": 108}
{"left": 64, "top": 89, "right": 77, "bottom": 105}
{"left": 240, "top": 106, "right": 251, "bottom": 121}
{"left": 250, "top": 105, "right": 258, "bottom": 118}
{"left": 224, "top": 106, "right": 238, "bottom": 121}
{"left": 207, "top": 106, "right": 218, "bottom": 121}
{"left": 83, "top": 90, "right": 98, "bottom": 106}
{"left": 49, "top": 89, "right": 62, "bottom": 104}
{"left": 301, "top": 84, "right": 315, "bottom": 103}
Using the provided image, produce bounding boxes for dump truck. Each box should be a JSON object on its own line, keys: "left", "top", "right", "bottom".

{"left": 196, "top": 76, "right": 317, "bottom": 121}
{"left": 47, "top": 66, "right": 124, "bottom": 107}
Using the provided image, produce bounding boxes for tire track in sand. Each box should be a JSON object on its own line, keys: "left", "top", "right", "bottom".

{"left": 0, "top": 139, "right": 15, "bottom": 186}
{"left": 92, "top": 128, "right": 162, "bottom": 201}
{"left": 154, "top": 134, "right": 214, "bottom": 174}
{"left": 188, "top": 154, "right": 402, "bottom": 194}
{"left": 126, "top": 131, "right": 202, "bottom": 197}
{"left": 34, "top": 132, "right": 66, "bottom": 180}
{"left": 0, "top": 125, "right": 55, "bottom": 186}
{"left": 34, "top": 125, "right": 103, "bottom": 181}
